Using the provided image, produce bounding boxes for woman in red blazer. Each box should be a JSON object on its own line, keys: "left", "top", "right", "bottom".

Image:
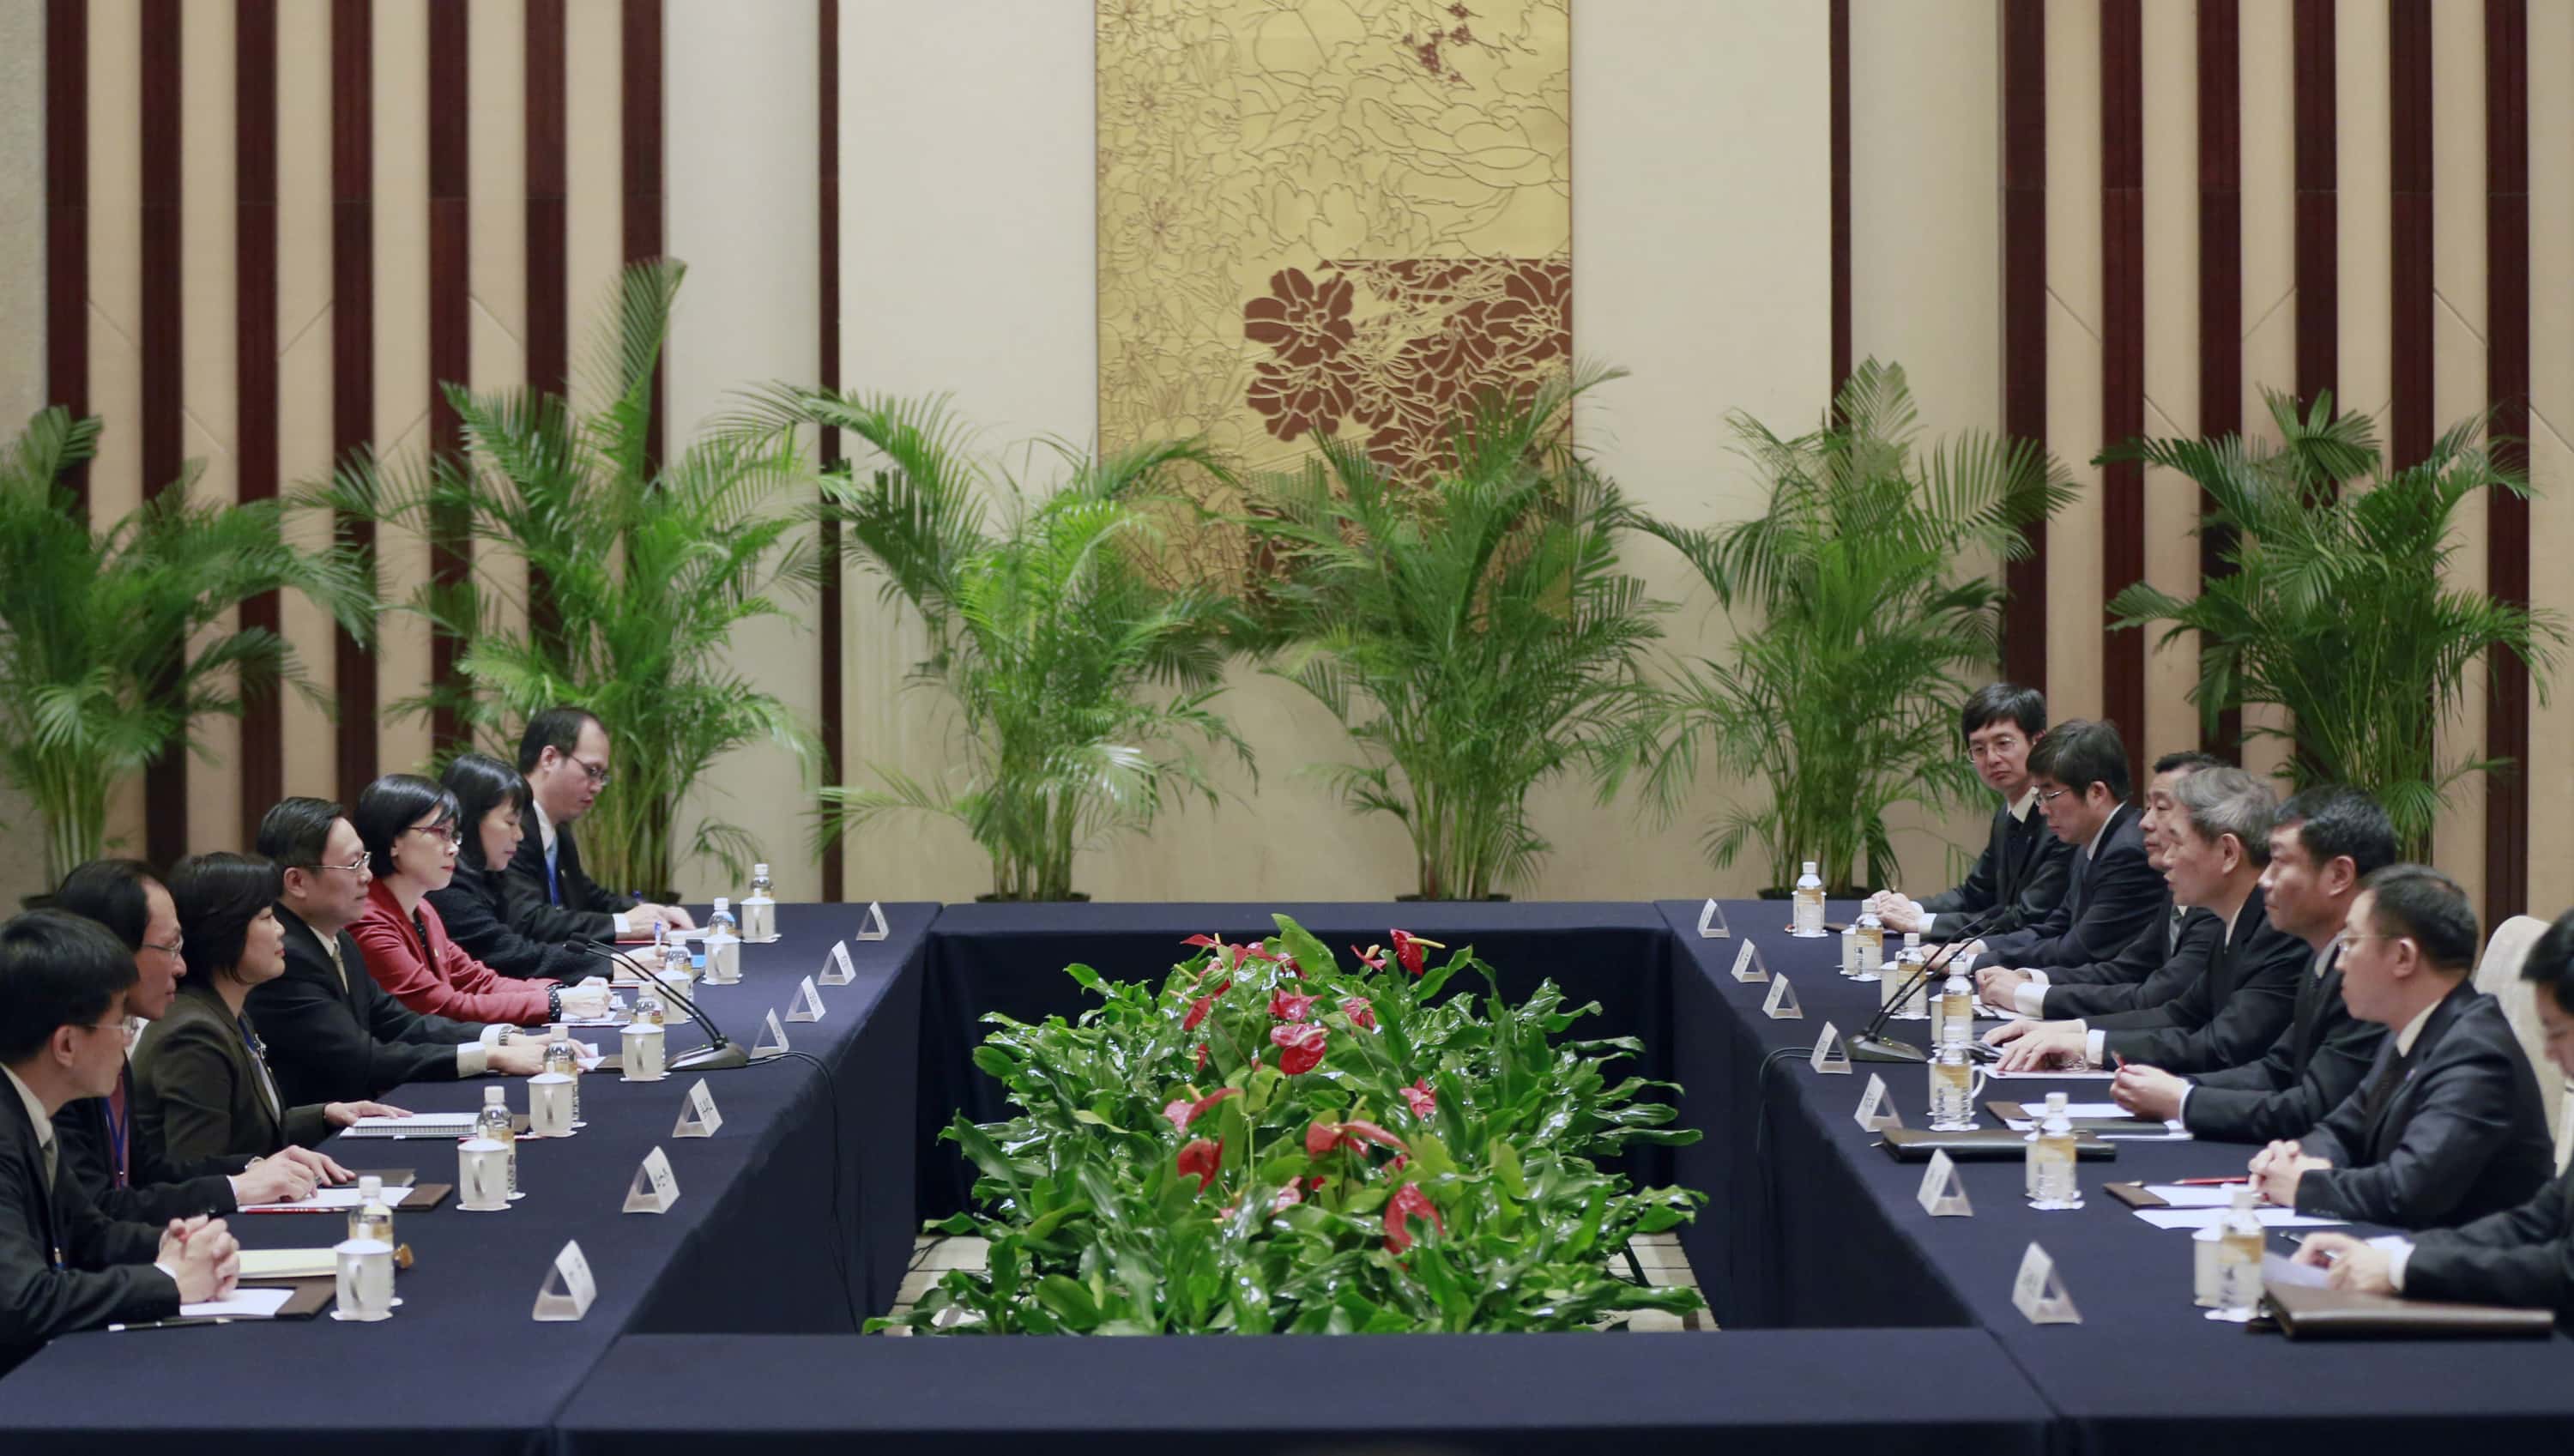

{"left": 348, "top": 775, "right": 611, "bottom": 1027}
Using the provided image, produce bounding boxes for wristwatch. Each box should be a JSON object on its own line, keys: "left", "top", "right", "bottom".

{"left": 546, "top": 987, "right": 564, "bottom": 1022}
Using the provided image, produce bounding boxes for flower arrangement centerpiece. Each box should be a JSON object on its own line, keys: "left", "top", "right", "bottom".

{"left": 885, "top": 915, "right": 1704, "bottom": 1334}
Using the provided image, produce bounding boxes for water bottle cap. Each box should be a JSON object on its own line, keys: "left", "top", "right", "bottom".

{"left": 357, "top": 1175, "right": 382, "bottom": 1196}
{"left": 2044, "top": 1091, "right": 2068, "bottom": 1112}
{"left": 714, "top": 896, "right": 729, "bottom": 913}
{"left": 485, "top": 1085, "right": 506, "bottom": 1105}
{"left": 1801, "top": 861, "right": 1818, "bottom": 874}
{"left": 753, "top": 863, "right": 770, "bottom": 877}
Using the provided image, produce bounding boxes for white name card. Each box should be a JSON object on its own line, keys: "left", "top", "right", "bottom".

{"left": 533, "top": 1239, "right": 597, "bottom": 1321}
{"left": 1917, "top": 1150, "right": 1972, "bottom": 1217}
{"left": 754, "top": 1008, "right": 791, "bottom": 1056}
{"left": 1731, "top": 940, "right": 1768, "bottom": 983}
{"left": 1810, "top": 1021, "right": 1851, "bottom": 1074}
{"left": 623, "top": 1146, "right": 680, "bottom": 1214}
{"left": 673, "top": 1078, "right": 723, "bottom": 1138}
{"left": 1761, "top": 973, "right": 1802, "bottom": 1020}
{"left": 1854, "top": 1073, "right": 1905, "bottom": 1133}
{"left": 818, "top": 939, "right": 856, "bottom": 987}
{"left": 786, "top": 976, "right": 826, "bottom": 1024}
{"left": 2012, "top": 1242, "right": 2081, "bottom": 1324}
{"left": 1696, "top": 898, "right": 1730, "bottom": 939}
{"left": 855, "top": 900, "right": 891, "bottom": 942}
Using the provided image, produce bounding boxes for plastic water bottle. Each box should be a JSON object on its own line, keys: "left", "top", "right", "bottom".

{"left": 2027, "top": 1091, "right": 2081, "bottom": 1210}
{"left": 742, "top": 864, "right": 776, "bottom": 941}
{"left": 1930, "top": 965, "right": 1975, "bottom": 1049}
{"left": 1854, "top": 909, "right": 1884, "bottom": 978}
{"left": 542, "top": 1023, "right": 584, "bottom": 1127}
{"left": 477, "top": 1084, "right": 519, "bottom": 1198}
{"left": 1927, "top": 1022, "right": 1977, "bottom": 1131}
{"left": 703, "top": 897, "right": 741, "bottom": 985}
{"left": 347, "top": 1175, "right": 394, "bottom": 1246}
{"left": 1882, "top": 933, "right": 1926, "bottom": 1017}
{"left": 2212, "top": 1186, "right": 2266, "bottom": 1320}
{"left": 1792, "top": 861, "right": 1826, "bottom": 938}
{"left": 632, "top": 982, "right": 667, "bottom": 1027}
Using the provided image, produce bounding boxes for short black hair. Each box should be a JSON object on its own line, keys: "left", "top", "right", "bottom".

{"left": 443, "top": 752, "right": 533, "bottom": 871}
{"left": 167, "top": 854, "right": 285, "bottom": 986}
{"left": 2275, "top": 785, "right": 2398, "bottom": 880}
{"left": 1960, "top": 683, "right": 2045, "bottom": 742}
{"left": 257, "top": 797, "right": 345, "bottom": 869}
{"left": 53, "top": 859, "right": 160, "bottom": 952}
{"left": 0, "top": 910, "right": 139, "bottom": 1064}
{"left": 353, "top": 774, "right": 462, "bottom": 872}
{"left": 2027, "top": 717, "right": 2131, "bottom": 802}
{"left": 2360, "top": 864, "right": 2479, "bottom": 974}
{"left": 518, "top": 706, "right": 606, "bottom": 775}
{"left": 2522, "top": 908, "right": 2574, "bottom": 1017}
{"left": 2153, "top": 750, "right": 2227, "bottom": 776}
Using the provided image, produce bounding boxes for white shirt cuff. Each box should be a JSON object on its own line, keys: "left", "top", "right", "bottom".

{"left": 2173, "top": 1084, "right": 2192, "bottom": 1122}
{"left": 2083, "top": 1028, "right": 2106, "bottom": 1066}
{"left": 2013, "top": 982, "right": 2050, "bottom": 1018}
{"left": 456, "top": 1042, "right": 490, "bottom": 1078}
{"left": 2386, "top": 1239, "right": 2416, "bottom": 1292}
{"left": 1918, "top": 908, "right": 1936, "bottom": 932}
{"left": 613, "top": 912, "right": 632, "bottom": 935}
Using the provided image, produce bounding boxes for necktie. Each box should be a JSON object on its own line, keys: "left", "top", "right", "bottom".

{"left": 2358, "top": 1046, "right": 2408, "bottom": 1140}
{"left": 36, "top": 1132, "right": 56, "bottom": 1199}
{"left": 105, "top": 1071, "right": 130, "bottom": 1188}
{"left": 546, "top": 839, "right": 563, "bottom": 907}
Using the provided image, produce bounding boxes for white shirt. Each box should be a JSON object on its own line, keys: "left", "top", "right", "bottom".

{"left": 3, "top": 1065, "right": 52, "bottom": 1170}
{"left": 1922, "top": 788, "right": 2043, "bottom": 934}
{"left": 531, "top": 797, "right": 631, "bottom": 936}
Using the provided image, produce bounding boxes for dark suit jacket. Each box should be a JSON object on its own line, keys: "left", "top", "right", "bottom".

{"left": 0, "top": 1083, "right": 178, "bottom": 1374}
{"left": 1979, "top": 804, "right": 2166, "bottom": 971}
{"left": 249, "top": 907, "right": 492, "bottom": 1109}
{"left": 132, "top": 983, "right": 335, "bottom": 1175}
{"left": 1918, "top": 798, "right": 2073, "bottom": 944}
{"left": 505, "top": 817, "right": 631, "bottom": 943}
{"left": 2088, "top": 893, "right": 2309, "bottom": 1073}
{"left": 51, "top": 1066, "right": 239, "bottom": 1222}
{"left": 2296, "top": 984, "right": 2555, "bottom": 1230}
{"left": 428, "top": 864, "right": 596, "bottom": 983}
{"left": 2039, "top": 903, "right": 2219, "bottom": 1018}
{"left": 2182, "top": 944, "right": 2386, "bottom": 1144}
{"left": 2404, "top": 1164, "right": 2574, "bottom": 1325}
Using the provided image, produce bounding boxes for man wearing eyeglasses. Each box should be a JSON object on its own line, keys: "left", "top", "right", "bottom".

{"left": 503, "top": 706, "right": 693, "bottom": 943}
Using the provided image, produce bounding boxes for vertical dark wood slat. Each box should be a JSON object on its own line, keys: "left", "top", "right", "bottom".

{"left": 427, "top": 0, "right": 470, "bottom": 752}
{"left": 1828, "top": 0, "right": 1852, "bottom": 401}
{"left": 2387, "top": 0, "right": 2433, "bottom": 468}
{"left": 524, "top": 0, "right": 567, "bottom": 652}
{"left": 2001, "top": 0, "right": 2049, "bottom": 695}
{"left": 2483, "top": 0, "right": 2531, "bottom": 925}
{"left": 138, "top": 0, "right": 187, "bottom": 867}
{"left": 2293, "top": 0, "right": 2338, "bottom": 419}
{"left": 817, "top": 0, "right": 845, "bottom": 902}
{"left": 45, "top": 0, "right": 89, "bottom": 517}
{"left": 2196, "top": 0, "right": 2244, "bottom": 757}
{"left": 2100, "top": 0, "right": 2146, "bottom": 777}
{"left": 331, "top": 0, "right": 378, "bottom": 806}
{"left": 238, "top": 0, "right": 283, "bottom": 845}
{"left": 621, "top": 0, "right": 664, "bottom": 473}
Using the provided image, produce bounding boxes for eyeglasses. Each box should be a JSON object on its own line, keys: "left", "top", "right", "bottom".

{"left": 2036, "top": 787, "right": 2070, "bottom": 804}
{"left": 299, "top": 851, "right": 372, "bottom": 875}
{"left": 140, "top": 939, "right": 184, "bottom": 960}
{"left": 406, "top": 824, "right": 463, "bottom": 848}
{"left": 566, "top": 753, "right": 613, "bottom": 788}
{"left": 70, "top": 1020, "right": 124, "bottom": 1036}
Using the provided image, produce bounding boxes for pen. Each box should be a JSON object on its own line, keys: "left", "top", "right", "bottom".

{"left": 107, "top": 1316, "right": 233, "bottom": 1332}
{"left": 2174, "top": 1175, "right": 2251, "bottom": 1186}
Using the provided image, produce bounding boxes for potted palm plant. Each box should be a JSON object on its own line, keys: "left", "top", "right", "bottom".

{"left": 1241, "top": 366, "right": 1667, "bottom": 902}
{"left": 735, "top": 390, "right": 1253, "bottom": 902}
{"left": 0, "top": 408, "right": 374, "bottom": 886}
{"left": 311, "top": 261, "right": 821, "bottom": 895}
{"left": 1629, "top": 359, "right": 2072, "bottom": 896}
{"left": 2106, "top": 390, "right": 2560, "bottom": 858}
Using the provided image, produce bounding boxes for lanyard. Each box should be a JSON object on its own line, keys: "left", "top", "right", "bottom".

{"left": 100, "top": 1090, "right": 129, "bottom": 1189}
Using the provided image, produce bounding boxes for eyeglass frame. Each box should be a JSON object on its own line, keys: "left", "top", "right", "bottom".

{"left": 564, "top": 752, "right": 613, "bottom": 788}
{"left": 295, "top": 850, "right": 372, "bottom": 876}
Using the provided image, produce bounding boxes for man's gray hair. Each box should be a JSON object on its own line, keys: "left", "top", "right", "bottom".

{"left": 2169, "top": 765, "right": 2278, "bottom": 866}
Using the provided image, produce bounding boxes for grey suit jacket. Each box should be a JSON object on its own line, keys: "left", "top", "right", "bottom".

{"left": 132, "top": 983, "right": 335, "bottom": 1177}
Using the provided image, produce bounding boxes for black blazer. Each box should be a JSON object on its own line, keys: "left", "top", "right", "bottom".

{"left": 428, "top": 864, "right": 597, "bottom": 983}
{"left": 249, "top": 907, "right": 492, "bottom": 1109}
{"left": 2090, "top": 893, "right": 2309, "bottom": 1073}
{"left": 0, "top": 1084, "right": 178, "bottom": 1374}
{"left": 2039, "top": 903, "right": 2218, "bottom": 1018}
{"left": 132, "top": 983, "right": 335, "bottom": 1175}
{"left": 2296, "top": 983, "right": 2555, "bottom": 1230}
{"left": 1979, "top": 804, "right": 2165, "bottom": 970}
{"left": 505, "top": 818, "right": 630, "bottom": 944}
{"left": 51, "top": 1067, "right": 239, "bottom": 1222}
{"left": 2405, "top": 1164, "right": 2574, "bottom": 1325}
{"left": 1918, "top": 799, "right": 2073, "bottom": 944}
{"left": 2182, "top": 944, "right": 2386, "bottom": 1144}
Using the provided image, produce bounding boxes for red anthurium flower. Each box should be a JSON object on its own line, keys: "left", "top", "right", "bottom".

{"left": 1182, "top": 994, "right": 1215, "bottom": 1031}
{"left": 1400, "top": 1078, "right": 1435, "bottom": 1120}
{"left": 1269, "top": 1180, "right": 1304, "bottom": 1213}
{"left": 1175, "top": 1137, "right": 1223, "bottom": 1193}
{"left": 1181, "top": 933, "right": 1222, "bottom": 952}
{"left": 1304, "top": 1120, "right": 1340, "bottom": 1159}
{"left": 1269, "top": 988, "right": 1317, "bottom": 1023}
{"left": 1305, "top": 1119, "right": 1409, "bottom": 1159}
{"left": 1241, "top": 943, "right": 1279, "bottom": 964}
{"left": 1383, "top": 1183, "right": 1443, "bottom": 1254}
{"left": 1354, "top": 944, "right": 1387, "bottom": 972}
{"left": 1269, "top": 1023, "right": 1327, "bottom": 1074}
{"left": 1178, "top": 1087, "right": 1238, "bottom": 1128}
{"left": 1341, "top": 996, "right": 1375, "bottom": 1030}
{"left": 1390, "top": 929, "right": 1444, "bottom": 976}
{"left": 1162, "top": 1098, "right": 1193, "bottom": 1132}
{"left": 1194, "top": 1042, "right": 1210, "bottom": 1072}
{"left": 1280, "top": 953, "right": 1304, "bottom": 979}
{"left": 1389, "top": 1152, "right": 1408, "bottom": 1173}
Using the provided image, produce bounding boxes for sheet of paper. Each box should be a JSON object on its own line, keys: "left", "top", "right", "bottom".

{"left": 239, "top": 1185, "right": 416, "bottom": 1213}
{"left": 2133, "top": 1207, "right": 2346, "bottom": 1230}
{"left": 237, "top": 1248, "right": 338, "bottom": 1280}
{"left": 179, "top": 1287, "right": 296, "bottom": 1320}
{"left": 2143, "top": 1183, "right": 2245, "bottom": 1207}
{"left": 1988, "top": 1066, "right": 2118, "bottom": 1081}
{"left": 2262, "top": 1250, "right": 2333, "bottom": 1289}
{"left": 348, "top": 1113, "right": 476, "bottom": 1137}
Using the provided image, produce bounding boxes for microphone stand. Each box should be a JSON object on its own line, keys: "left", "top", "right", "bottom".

{"left": 1846, "top": 903, "right": 2007, "bottom": 1064}
{"left": 577, "top": 941, "right": 762, "bottom": 1072}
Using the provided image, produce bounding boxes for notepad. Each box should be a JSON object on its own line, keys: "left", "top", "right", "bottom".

{"left": 341, "top": 1113, "right": 478, "bottom": 1139}
{"left": 2142, "top": 1183, "right": 2243, "bottom": 1207}
{"left": 238, "top": 1185, "right": 417, "bottom": 1213}
{"left": 238, "top": 1248, "right": 340, "bottom": 1280}
{"left": 2133, "top": 1207, "right": 2346, "bottom": 1230}
{"left": 178, "top": 1287, "right": 296, "bottom": 1320}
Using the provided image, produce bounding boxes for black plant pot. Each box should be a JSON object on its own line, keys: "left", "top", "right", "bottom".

{"left": 1396, "top": 893, "right": 1512, "bottom": 903}
{"left": 975, "top": 892, "right": 1094, "bottom": 903}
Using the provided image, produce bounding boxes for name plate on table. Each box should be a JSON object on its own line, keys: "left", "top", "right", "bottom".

{"left": 673, "top": 1078, "right": 723, "bottom": 1138}
{"left": 1731, "top": 940, "right": 1768, "bottom": 983}
{"left": 786, "top": 976, "right": 826, "bottom": 1024}
{"left": 1696, "top": 898, "right": 1730, "bottom": 939}
{"left": 623, "top": 1146, "right": 680, "bottom": 1214}
{"left": 1761, "top": 973, "right": 1801, "bottom": 1020}
{"left": 855, "top": 900, "right": 891, "bottom": 942}
{"left": 2011, "top": 1243, "right": 2081, "bottom": 1325}
{"left": 1810, "top": 1022, "right": 1851, "bottom": 1074}
{"left": 754, "top": 1008, "right": 792, "bottom": 1057}
{"left": 1855, "top": 1073, "right": 1904, "bottom": 1132}
{"left": 819, "top": 939, "right": 856, "bottom": 987}
{"left": 533, "top": 1240, "right": 597, "bottom": 1321}
{"left": 1917, "top": 1150, "right": 1971, "bottom": 1217}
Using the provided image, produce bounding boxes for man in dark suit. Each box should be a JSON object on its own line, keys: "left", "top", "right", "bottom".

{"left": 1961, "top": 719, "right": 2164, "bottom": 972}
{"left": 49, "top": 861, "right": 328, "bottom": 1218}
{"left": 1870, "top": 684, "right": 2072, "bottom": 945}
{"left": 0, "top": 910, "right": 237, "bottom": 1374}
{"left": 2112, "top": 786, "right": 2396, "bottom": 1141}
{"left": 504, "top": 705, "right": 692, "bottom": 944}
{"left": 2254, "top": 866, "right": 2554, "bottom": 1230}
{"left": 2299, "top": 904, "right": 2574, "bottom": 1319}
{"left": 245, "top": 798, "right": 546, "bottom": 1110}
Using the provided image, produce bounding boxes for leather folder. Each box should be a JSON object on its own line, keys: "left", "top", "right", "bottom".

{"left": 2263, "top": 1282, "right": 2556, "bottom": 1339}
{"left": 1879, "top": 1127, "right": 2116, "bottom": 1162}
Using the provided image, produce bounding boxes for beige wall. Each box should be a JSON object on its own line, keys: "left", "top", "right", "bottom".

{"left": 0, "top": 0, "right": 45, "bottom": 902}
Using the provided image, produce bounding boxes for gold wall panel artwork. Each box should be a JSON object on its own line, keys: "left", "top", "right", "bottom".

{"left": 1097, "top": 0, "right": 1572, "bottom": 495}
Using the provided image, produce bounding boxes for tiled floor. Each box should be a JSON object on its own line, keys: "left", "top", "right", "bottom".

{"left": 886, "top": 1232, "right": 1718, "bottom": 1332}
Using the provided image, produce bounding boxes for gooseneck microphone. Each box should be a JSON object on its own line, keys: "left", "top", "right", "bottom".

{"left": 576, "top": 941, "right": 764, "bottom": 1072}
{"left": 1846, "top": 901, "right": 2009, "bottom": 1064}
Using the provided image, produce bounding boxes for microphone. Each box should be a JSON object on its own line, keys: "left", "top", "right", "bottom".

{"left": 1847, "top": 902, "right": 2009, "bottom": 1064}
{"left": 575, "top": 941, "right": 764, "bottom": 1072}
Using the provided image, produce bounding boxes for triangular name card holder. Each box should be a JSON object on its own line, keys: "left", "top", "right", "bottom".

{"left": 818, "top": 940, "right": 856, "bottom": 988}
{"left": 532, "top": 1240, "right": 597, "bottom": 1321}
{"left": 623, "top": 1146, "right": 680, "bottom": 1215}
{"left": 1731, "top": 940, "right": 1768, "bottom": 983}
{"left": 785, "top": 976, "right": 826, "bottom": 1024}
{"left": 1917, "top": 1150, "right": 1972, "bottom": 1217}
{"left": 1810, "top": 1022, "right": 1852, "bottom": 1074}
{"left": 1761, "top": 974, "right": 1802, "bottom": 1020}
{"left": 1854, "top": 1073, "right": 1905, "bottom": 1133}
{"left": 753, "top": 1009, "right": 791, "bottom": 1057}
{"left": 1696, "top": 898, "right": 1731, "bottom": 939}
{"left": 855, "top": 901, "right": 891, "bottom": 942}
{"left": 2012, "top": 1243, "right": 2082, "bottom": 1324}
{"left": 672, "top": 1078, "right": 723, "bottom": 1138}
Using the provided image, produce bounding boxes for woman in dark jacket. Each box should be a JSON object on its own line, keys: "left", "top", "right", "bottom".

{"left": 426, "top": 752, "right": 599, "bottom": 983}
